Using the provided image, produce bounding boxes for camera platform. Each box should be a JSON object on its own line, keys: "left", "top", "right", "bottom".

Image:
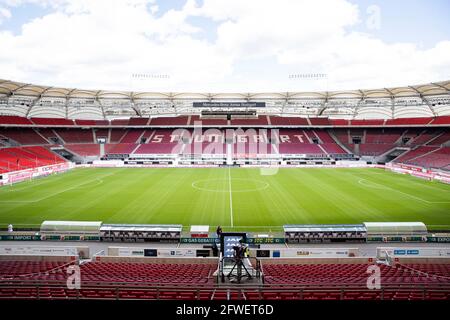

{"left": 218, "top": 257, "right": 262, "bottom": 285}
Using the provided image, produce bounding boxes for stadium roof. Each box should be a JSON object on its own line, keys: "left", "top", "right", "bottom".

{"left": 0, "top": 79, "right": 449, "bottom": 100}
{"left": 0, "top": 79, "right": 449, "bottom": 119}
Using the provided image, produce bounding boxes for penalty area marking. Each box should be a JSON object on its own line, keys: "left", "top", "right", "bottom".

{"left": 358, "top": 178, "right": 450, "bottom": 204}
{"left": 0, "top": 177, "right": 106, "bottom": 204}
{"left": 357, "top": 178, "right": 386, "bottom": 190}
{"left": 1, "top": 171, "right": 73, "bottom": 193}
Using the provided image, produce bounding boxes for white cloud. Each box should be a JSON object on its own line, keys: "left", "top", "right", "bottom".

{"left": 149, "top": 4, "right": 158, "bottom": 15}
{"left": 0, "top": 6, "right": 11, "bottom": 24}
{"left": 0, "top": 0, "right": 448, "bottom": 92}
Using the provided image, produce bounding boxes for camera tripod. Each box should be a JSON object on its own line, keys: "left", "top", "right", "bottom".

{"left": 226, "top": 257, "right": 253, "bottom": 283}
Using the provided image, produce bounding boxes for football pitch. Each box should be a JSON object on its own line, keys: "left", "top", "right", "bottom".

{"left": 0, "top": 167, "right": 449, "bottom": 231}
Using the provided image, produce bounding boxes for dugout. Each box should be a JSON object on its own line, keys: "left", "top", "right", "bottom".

{"left": 364, "top": 222, "right": 427, "bottom": 241}
{"left": 284, "top": 224, "right": 367, "bottom": 243}
{"left": 100, "top": 224, "right": 182, "bottom": 243}
{"left": 40, "top": 221, "right": 102, "bottom": 241}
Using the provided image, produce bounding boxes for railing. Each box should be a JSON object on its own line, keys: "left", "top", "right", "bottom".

{"left": 217, "top": 253, "right": 223, "bottom": 283}
{"left": 0, "top": 281, "right": 449, "bottom": 300}
{"left": 2, "top": 277, "right": 450, "bottom": 289}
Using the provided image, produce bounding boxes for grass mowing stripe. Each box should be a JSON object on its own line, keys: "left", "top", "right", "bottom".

{"left": 228, "top": 167, "right": 234, "bottom": 227}
{"left": 361, "top": 173, "right": 450, "bottom": 204}
{"left": 0, "top": 167, "right": 449, "bottom": 229}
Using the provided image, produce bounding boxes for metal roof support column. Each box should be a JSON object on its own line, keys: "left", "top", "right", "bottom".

{"left": 384, "top": 88, "right": 395, "bottom": 118}
{"left": 408, "top": 86, "right": 437, "bottom": 117}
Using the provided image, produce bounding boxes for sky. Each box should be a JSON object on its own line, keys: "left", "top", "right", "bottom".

{"left": 0, "top": 0, "right": 449, "bottom": 93}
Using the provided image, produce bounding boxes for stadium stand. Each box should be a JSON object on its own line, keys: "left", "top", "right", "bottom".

{"left": 104, "top": 143, "right": 137, "bottom": 155}
{"left": 128, "top": 118, "right": 150, "bottom": 126}
{"left": 0, "top": 260, "right": 448, "bottom": 300}
{"left": 262, "top": 263, "right": 450, "bottom": 286}
{"left": 0, "top": 128, "right": 49, "bottom": 145}
{"left": 269, "top": 116, "right": 309, "bottom": 126}
{"left": 109, "top": 129, "right": 127, "bottom": 143}
{"left": 393, "top": 146, "right": 440, "bottom": 164}
{"left": 74, "top": 119, "right": 109, "bottom": 126}
{"left": 430, "top": 116, "right": 450, "bottom": 125}
{"left": 0, "top": 76, "right": 450, "bottom": 170}
{"left": 329, "top": 119, "right": 350, "bottom": 126}
{"left": 232, "top": 143, "right": 275, "bottom": 156}
{"left": 135, "top": 143, "right": 182, "bottom": 154}
{"left": 1, "top": 81, "right": 450, "bottom": 305}
{"left": 404, "top": 147, "right": 450, "bottom": 169}
{"left": 111, "top": 119, "right": 130, "bottom": 126}
{"left": 349, "top": 119, "right": 385, "bottom": 126}
{"left": 1, "top": 115, "right": 450, "bottom": 128}
{"left": 0, "top": 260, "right": 70, "bottom": 277}
{"left": 0, "top": 146, "right": 65, "bottom": 173}
{"left": 312, "top": 130, "right": 336, "bottom": 143}
{"left": 429, "top": 132, "right": 450, "bottom": 146}
{"left": 277, "top": 143, "right": 323, "bottom": 155}
{"left": 30, "top": 117, "right": 74, "bottom": 126}
{"left": 230, "top": 116, "right": 269, "bottom": 126}
{"left": 93, "top": 128, "right": 110, "bottom": 141}
{"left": 120, "top": 129, "right": 145, "bottom": 143}
{"left": 406, "top": 129, "right": 440, "bottom": 146}
{"left": 64, "top": 144, "right": 101, "bottom": 157}
{"left": 0, "top": 114, "right": 449, "bottom": 170}
{"left": 35, "top": 128, "right": 57, "bottom": 144}
{"left": 354, "top": 143, "right": 396, "bottom": 156}
{"left": 79, "top": 262, "right": 215, "bottom": 284}
{"left": 385, "top": 117, "right": 433, "bottom": 126}
{"left": 53, "top": 129, "right": 94, "bottom": 144}
{"left": 308, "top": 118, "right": 330, "bottom": 126}
{"left": 190, "top": 115, "right": 228, "bottom": 126}
{"left": 0, "top": 116, "right": 33, "bottom": 125}
{"left": 150, "top": 116, "right": 189, "bottom": 126}
{"left": 320, "top": 143, "right": 347, "bottom": 154}
{"left": 365, "top": 129, "right": 404, "bottom": 144}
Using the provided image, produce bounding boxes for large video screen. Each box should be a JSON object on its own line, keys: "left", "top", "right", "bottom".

{"left": 220, "top": 232, "right": 247, "bottom": 257}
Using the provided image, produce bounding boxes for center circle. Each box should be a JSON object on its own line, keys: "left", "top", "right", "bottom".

{"left": 191, "top": 179, "right": 269, "bottom": 193}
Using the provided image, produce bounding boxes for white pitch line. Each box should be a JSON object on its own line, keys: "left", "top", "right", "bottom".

{"left": 1, "top": 172, "right": 70, "bottom": 192}
{"left": 358, "top": 178, "right": 450, "bottom": 204}
{"left": 0, "top": 173, "right": 114, "bottom": 204}
{"left": 228, "top": 167, "right": 234, "bottom": 227}
{"left": 191, "top": 178, "right": 269, "bottom": 193}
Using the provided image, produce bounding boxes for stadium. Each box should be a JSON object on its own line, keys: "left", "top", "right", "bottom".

{"left": 0, "top": 0, "right": 449, "bottom": 308}
{"left": 0, "top": 78, "right": 449, "bottom": 301}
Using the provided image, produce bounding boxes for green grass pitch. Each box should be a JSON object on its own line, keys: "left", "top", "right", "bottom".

{"left": 0, "top": 167, "right": 449, "bottom": 231}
